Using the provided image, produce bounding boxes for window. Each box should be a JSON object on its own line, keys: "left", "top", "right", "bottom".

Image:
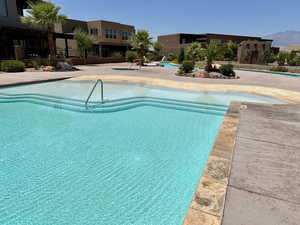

{"left": 90, "top": 28, "right": 98, "bottom": 36}
{"left": 0, "top": 0, "right": 8, "bottom": 17}
{"left": 105, "top": 29, "right": 117, "bottom": 39}
{"left": 122, "top": 32, "right": 131, "bottom": 40}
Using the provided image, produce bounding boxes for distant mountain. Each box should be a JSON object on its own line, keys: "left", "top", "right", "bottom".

{"left": 264, "top": 31, "right": 300, "bottom": 48}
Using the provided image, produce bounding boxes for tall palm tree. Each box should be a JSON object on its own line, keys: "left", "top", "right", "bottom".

{"left": 205, "top": 40, "right": 219, "bottom": 71}
{"left": 131, "top": 30, "right": 153, "bottom": 69}
{"left": 22, "top": 1, "right": 67, "bottom": 58}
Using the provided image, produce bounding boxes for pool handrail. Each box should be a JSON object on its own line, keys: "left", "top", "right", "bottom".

{"left": 85, "top": 79, "right": 104, "bottom": 109}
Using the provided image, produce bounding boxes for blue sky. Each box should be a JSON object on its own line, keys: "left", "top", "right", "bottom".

{"left": 51, "top": 0, "right": 300, "bottom": 38}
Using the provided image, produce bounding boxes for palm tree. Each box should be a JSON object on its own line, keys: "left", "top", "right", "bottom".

{"left": 205, "top": 40, "right": 219, "bottom": 71}
{"left": 74, "top": 28, "right": 95, "bottom": 63}
{"left": 186, "top": 42, "right": 205, "bottom": 64}
{"left": 22, "top": 1, "right": 67, "bottom": 58}
{"left": 131, "top": 30, "right": 153, "bottom": 69}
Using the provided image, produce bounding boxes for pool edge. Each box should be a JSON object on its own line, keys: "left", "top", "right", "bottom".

{"left": 183, "top": 101, "right": 241, "bottom": 225}
{"left": 69, "top": 75, "right": 300, "bottom": 104}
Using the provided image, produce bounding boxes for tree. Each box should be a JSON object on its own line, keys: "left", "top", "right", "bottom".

{"left": 218, "top": 41, "right": 238, "bottom": 61}
{"left": 205, "top": 40, "right": 219, "bottom": 71}
{"left": 277, "top": 51, "right": 288, "bottom": 66}
{"left": 177, "top": 48, "right": 186, "bottom": 64}
{"left": 186, "top": 42, "right": 205, "bottom": 63}
{"left": 22, "top": 1, "right": 67, "bottom": 58}
{"left": 131, "top": 30, "right": 153, "bottom": 68}
{"left": 74, "top": 28, "right": 95, "bottom": 61}
{"left": 153, "top": 42, "right": 163, "bottom": 59}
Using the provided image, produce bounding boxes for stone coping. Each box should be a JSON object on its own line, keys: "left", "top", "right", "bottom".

{"left": 70, "top": 75, "right": 300, "bottom": 104}
{"left": 183, "top": 102, "right": 241, "bottom": 225}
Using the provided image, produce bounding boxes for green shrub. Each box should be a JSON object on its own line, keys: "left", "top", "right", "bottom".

{"left": 179, "top": 60, "right": 195, "bottom": 74}
{"left": 177, "top": 48, "right": 186, "bottom": 64}
{"left": 47, "top": 56, "right": 58, "bottom": 67}
{"left": 167, "top": 53, "right": 177, "bottom": 61}
{"left": 269, "top": 66, "right": 288, "bottom": 72}
{"left": 277, "top": 52, "right": 288, "bottom": 66}
{"left": 126, "top": 51, "right": 138, "bottom": 63}
{"left": 219, "top": 64, "right": 236, "bottom": 77}
{"left": 1, "top": 60, "right": 25, "bottom": 72}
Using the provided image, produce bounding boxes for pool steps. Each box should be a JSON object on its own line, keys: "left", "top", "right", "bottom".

{"left": 0, "top": 93, "right": 227, "bottom": 116}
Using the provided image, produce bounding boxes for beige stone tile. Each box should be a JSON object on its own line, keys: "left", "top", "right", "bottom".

{"left": 202, "top": 156, "right": 230, "bottom": 185}
{"left": 210, "top": 145, "right": 233, "bottom": 160}
{"left": 213, "top": 116, "right": 239, "bottom": 151}
{"left": 183, "top": 208, "right": 221, "bottom": 225}
{"left": 191, "top": 177, "right": 227, "bottom": 217}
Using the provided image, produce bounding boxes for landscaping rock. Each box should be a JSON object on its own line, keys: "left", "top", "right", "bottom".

{"left": 56, "top": 62, "right": 73, "bottom": 71}
{"left": 195, "top": 70, "right": 210, "bottom": 78}
{"left": 41, "top": 66, "right": 55, "bottom": 72}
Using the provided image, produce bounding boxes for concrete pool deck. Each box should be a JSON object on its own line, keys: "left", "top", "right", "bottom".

{"left": 1, "top": 64, "right": 300, "bottom": 225}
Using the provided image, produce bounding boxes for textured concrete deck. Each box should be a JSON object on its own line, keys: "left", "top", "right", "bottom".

{"left": 1, "top": 63, "right": 300, "bottom": 92}
{"left": 222, "top": 103, "right": 300, "bottom": 225}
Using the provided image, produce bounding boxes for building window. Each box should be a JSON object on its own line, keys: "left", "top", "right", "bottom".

{"left": 0, "top": 0, "right": 8, "bottom": 17}
{"left": 122, "top": 31, "right": 132, "bottom": 40}
{"left": 90, "top": 28, "right": 98, "bottom": 36}
{"left": 105, "top": 29, "right": 117, "bottom": 39}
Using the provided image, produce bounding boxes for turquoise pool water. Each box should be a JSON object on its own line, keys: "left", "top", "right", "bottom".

{"left": 161, "top": 62, "right": 300, "bottom": 78}
{"left": 0, "top": 81, "right": 284, "bottom": 225}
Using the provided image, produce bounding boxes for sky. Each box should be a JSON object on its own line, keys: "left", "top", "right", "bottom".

{"left": 51, "top": 0, "right": 300, "bottom": 39}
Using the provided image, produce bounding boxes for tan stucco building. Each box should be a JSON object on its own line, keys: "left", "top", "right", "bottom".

{"left": 55, "top": 19, "right": 135, "bottom": 58}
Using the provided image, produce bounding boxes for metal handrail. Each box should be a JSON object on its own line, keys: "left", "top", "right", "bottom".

{"left": 85, "top": 79, "right": 104, "bottom": 109}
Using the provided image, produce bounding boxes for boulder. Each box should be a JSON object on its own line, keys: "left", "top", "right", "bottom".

{"left": 41, "top": 66, "right": 55, "bottom": 72}
{"left": 194, "top": 70, "right": 210, "bottom": 78}
{"left": 56, "top": 62, "right": 73, "bottom": 71}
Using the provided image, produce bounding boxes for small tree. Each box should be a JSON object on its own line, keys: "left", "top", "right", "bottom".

{"left": 131, "top": 30, "right": 153, "bottom": 69}
{"left": 153, "top": 42, "right": 164, "bottom": 60}
{"left": 205, "top": 40, "right": 219, "bottom": 72}
{"left": 74, "top": 28, "right": 95, "bottom": 63}
{"left": 22, "top": 1, "right": 67, "bottom": 58}
{"left": 264, "top": 49, "right": 277, "bottom": 64}
{"left": 277, "top": 51, "right": 288, "bottom": 66}
{"left": 177, "top": 48, "right": 186, "bottom": 64}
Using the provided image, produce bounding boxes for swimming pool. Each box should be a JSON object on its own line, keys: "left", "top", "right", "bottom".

{"left": 0, "top": 81, "right": 284, "bottom": 225}
{"left": 161, "top": 62, "right": 300, "bottom": 78}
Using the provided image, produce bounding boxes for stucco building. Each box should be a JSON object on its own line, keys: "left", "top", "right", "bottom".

{"left": 55, "top": 19, "right": 135, "bottom": 58}
{"left": 158, "top": 33, "right": 273, "bottom": 56}
{"left": 0, "top": 0, "right": 135, "bottom": 60}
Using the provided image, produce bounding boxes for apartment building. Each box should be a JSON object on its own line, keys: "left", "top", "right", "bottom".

{"left": 158, "top": 33, "right": 273, "bottom": 56}
{"left": 0, "top": 0, "right": 135, "bottom": 60}
{"left": 55, "top": 19, "right": 135, "bottom": 57}
{"left": 0, "top": 0, "right": 49, "bottom": 59}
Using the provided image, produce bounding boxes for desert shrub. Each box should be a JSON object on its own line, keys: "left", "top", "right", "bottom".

{"left": 126, "top": 51, "right": 138, "bottom": 63}
{"left": 167, "top": 53, "right": 177, "bottom": 61}
{"left": 1, "top": 60, "right": 25, "bottom": 72}
{"left": 219, "top": 64, "right": 236, "bottom": 77}
{"left": 146, "top": 52, "right": 156, "bottom": 62}
{"left": 269, "top": 66, "right": 288, "bottom": 72}
{"left": 264, "top": 49, "right": 277, "bottom": 64}
{"left": 277, "top": 52, "right": 288, "bottom": 66}
{"left": 287, "top": 51, "right": 300, "bottom": 66}
{"left": 178, "top": 60, "right": 195, "bottom": 74}
{"left": 171, "top": 59, "right": 179, "bottom": 64}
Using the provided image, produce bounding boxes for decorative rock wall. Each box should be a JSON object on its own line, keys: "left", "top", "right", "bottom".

{"left": 238, "top": 41, "right": 271, "bottom": 65}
